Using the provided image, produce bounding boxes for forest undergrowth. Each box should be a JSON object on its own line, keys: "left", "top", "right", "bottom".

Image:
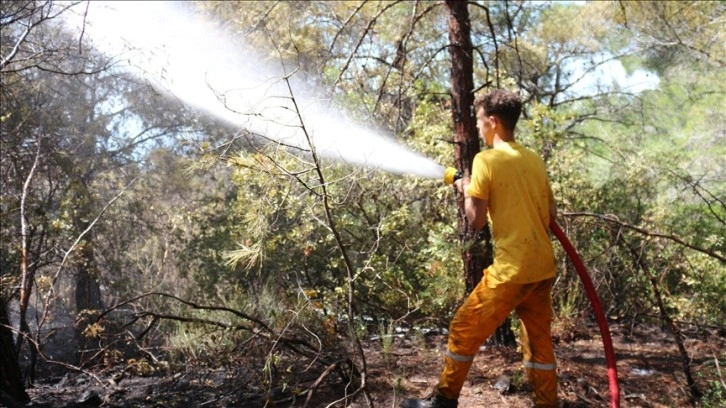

{"left": 18, "top": 321, "right": 726, "bottom": 408}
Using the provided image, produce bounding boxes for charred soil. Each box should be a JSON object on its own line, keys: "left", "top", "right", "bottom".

{"left": 15, "top": 323, "right": 726, "bottom": 408}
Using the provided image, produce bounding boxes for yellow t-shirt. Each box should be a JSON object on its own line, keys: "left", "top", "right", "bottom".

{"left": 467, "top": 142, "right": 556, "bottom": 283}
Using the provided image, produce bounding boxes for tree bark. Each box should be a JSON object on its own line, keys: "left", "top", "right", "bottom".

{"left": 0, "top": 299, "right": 29, "bottom": 404}
{"left": 445, "top": 0, "right": 514, "bottom": 347}
{"left": 15, "top": 137, "right": 41, "bottom": 381}
{"left": 73, "top": 223, "right": 103, "bottom": 366}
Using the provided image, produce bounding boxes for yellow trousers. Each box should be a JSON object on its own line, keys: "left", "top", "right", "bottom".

{"left": 436, "top": 270, "right": 558, "bottom": 407}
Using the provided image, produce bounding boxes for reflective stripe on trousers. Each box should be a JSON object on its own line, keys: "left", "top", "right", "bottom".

{"left": 445, "top": 350, "right": 475, "bottom": 362}
{"left": 525, "top": 361, "right": 556, "bottom": 370}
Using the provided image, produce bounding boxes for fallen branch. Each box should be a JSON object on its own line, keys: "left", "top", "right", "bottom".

{"left": 303, "top": 358, "right": 352, "bottom": 408}
{"left": 97, "top": 291, "right": 267, "bottom": 329}
{"left": 97, "top": 291, "right": 328, "bottom": 362}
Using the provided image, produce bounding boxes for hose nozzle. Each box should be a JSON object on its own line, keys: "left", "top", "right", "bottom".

{"left": 444, "top": 167, "right": 463, "bottom": 185}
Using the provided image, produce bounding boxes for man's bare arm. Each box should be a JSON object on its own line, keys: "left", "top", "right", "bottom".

{"left": 465, "top": 195, "right": 489, "bottom": 230}
{"left": 455, "top": 177, "right": 489, "bottom": 230}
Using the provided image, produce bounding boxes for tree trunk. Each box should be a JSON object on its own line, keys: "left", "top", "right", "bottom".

{"left": 74, "top": 235, "right": 103, "bottom": 366}
{"left": 0, "top": 299, "right": 30, "bottom": 405}
{"left": 74, "top": 240, "right": 103, "bottom": 313}
{"left": 70, "top": 180, "right": 104, "bottom": 365}
{"left": 445, "top": 0, "right": 514, "bottom": 347}
{"left": 15, "top": 137, "right": 41, "bottom": 382}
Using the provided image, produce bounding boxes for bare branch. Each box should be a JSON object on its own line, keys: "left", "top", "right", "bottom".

{"left": 4, "top": 324, "right": 107, "bottom": 388}
{"left": 332, "top": 1, "right": 403, "bottom": 90}
{"left": 563, "top": 211, "right": 726, "bottom": 263}
{"left": 51, "top": 177, "right": 138, "bottom": 285}
{"left": 16, "top": 136, "right": 42, "bottom": 351}
{"left": 97, "top": 291, "right": 327, "bottom": 362}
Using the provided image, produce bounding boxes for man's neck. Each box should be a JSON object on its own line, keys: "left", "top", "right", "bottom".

{"left": 492, "top": 131, "right": 515, "bottom": 147}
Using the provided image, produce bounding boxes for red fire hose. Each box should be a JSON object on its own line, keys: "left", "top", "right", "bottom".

{"left": 550, "top": 220, "right": 620, "bottom": 408}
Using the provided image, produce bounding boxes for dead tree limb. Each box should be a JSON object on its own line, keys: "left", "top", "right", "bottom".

{"left": 620, "top": 237, "right": 702, "bottom": 404}
{"left": 563, "top": 211, "right": 726, "bottom": 263}
{"left": 302, "top": 358, "right": 352, "bottom": 408}
{"left": 16, "top": 136, "right": 42, "bottom": 364}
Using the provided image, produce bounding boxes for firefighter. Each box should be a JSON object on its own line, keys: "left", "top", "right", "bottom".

{"left": 402, "top": 89, "right": 559, "bottom": 408}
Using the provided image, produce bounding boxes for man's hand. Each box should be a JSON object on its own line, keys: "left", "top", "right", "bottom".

{"left": 454, "top": 177, "right": 470, "bottom": 195}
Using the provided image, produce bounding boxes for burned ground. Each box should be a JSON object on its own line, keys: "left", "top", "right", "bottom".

{"left": 16, "top": 323, "right": 726, "bottom": 408}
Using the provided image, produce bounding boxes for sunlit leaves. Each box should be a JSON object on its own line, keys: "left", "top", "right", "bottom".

{"left": 617, "top": 1, "right": 726, "bottom": 71}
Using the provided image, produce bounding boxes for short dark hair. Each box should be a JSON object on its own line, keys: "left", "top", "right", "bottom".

{"left": 474, "top": 89, "right": 522, "bottom": 131}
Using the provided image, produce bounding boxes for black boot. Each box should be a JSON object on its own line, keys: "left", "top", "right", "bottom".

{"left": 400, "top": 393, "right": 458, "bottom": 408}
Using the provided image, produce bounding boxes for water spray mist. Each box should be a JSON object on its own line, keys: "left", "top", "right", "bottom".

{"left": 60, "top": 1, "right": 446, "bottom": 181}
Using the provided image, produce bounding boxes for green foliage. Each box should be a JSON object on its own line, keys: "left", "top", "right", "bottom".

{"left": 216, "top": 147, "right": 465, "bottom": 324}
{"left": 378, "top": 320, "right": 394, "bottom": 365}
{"left": 698, "top": 380, "right": 726, "bottom": 408}
{"left": 616, "top": 2, "right": 725, "bottom": 74}
{"left": 168, "top": 322, "right": 243, "bottom": 363}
